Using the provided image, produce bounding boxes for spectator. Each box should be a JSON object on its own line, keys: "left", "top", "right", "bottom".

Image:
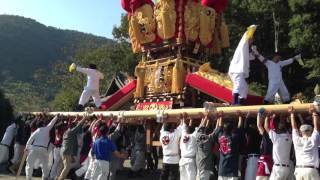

{"left": 91, "top": 124, "right": 128, "bottom": 180}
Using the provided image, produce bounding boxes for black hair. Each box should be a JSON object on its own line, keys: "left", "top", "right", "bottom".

{"left": 276, "top": 115, "right": 287, "bottom": 132}
{"left": 82, "top": 125, "right": 90, "bottom": 132}
{"left": 223, "top": 120, "right": 234, "bottom": 134}
{"left": 205, "top": 127, "right": 212, "bottom": 135}
{"left": 109, "top": 125, "right": 116, "bottom": 134}
{"left": 69, "top": 122, "right": 77, "bottom": 129}
{"left": 36, "top": 121, "right": 45, "bottom": 128}
{"left": 137, "top": 125, "right": 145, "bottom": 134}
{"left": 198, "top": 127, "right": 205, "bottom": 134}
{"left": 89, "top": 64, "right": 97, "bottom": 69}
{"left": 99, "top": 125, "right": 109, "bottom": 135}
{"left": 186, "top": 125, "right": 195, "bottom": 134}
{"left": 163, "top": 123, "right": 172, "bottom": 132}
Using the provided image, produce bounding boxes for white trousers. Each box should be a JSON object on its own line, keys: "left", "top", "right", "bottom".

{"left": 180, "top": 159, "right": 197, "bottom": 180}
{"left": 265, "top": 81, "right": 290, "bottom": 102}
{"left": 294, "top": 168, "right": 320, "bottom": 180}
{"left": 49, "top": 147, "right": 62, "bottom": 179}
{"left": 75, "top": 155, "right": 89, "bottom": 177}
{"left": 245, "top": 156, "right": 259, "bottom": 180}
{"left": 84, "top": 153, "right": 95, "bottom": 180}
{"left": 0, "top": 144, "right": 9, "bottom": 164}
{"left": 92, "top": 159, "right": 110, "bottom": 180}
{"left": 11, "top": 143, "right": 24, "bottom": 164}
{"left": 79, "top": 89, "right": 101, "bottom": 107}
{"left": 47, "top": 143, "right": 54, "bottom": 170}
{"left": 230, "top": 73, "right": 248, "bottom": 99}
{"left": 270, "top": 166, "right": 290, "bottom": 180}
{"left": 25, "top": 147, "right": 49, "bottom": 179}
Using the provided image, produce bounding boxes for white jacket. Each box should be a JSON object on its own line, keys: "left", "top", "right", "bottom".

{"left": 160, "top": 124, "right": 182, "bottom": 164}
{"left": 77, "top": 67, "right": 104, "bottom": 90}
{"left": 228, "top": 32, "right": 255, "bottom": 78}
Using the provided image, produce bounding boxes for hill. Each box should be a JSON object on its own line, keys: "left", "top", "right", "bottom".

{"left": 0, "top": 15, "right": 113, "bottom": 82}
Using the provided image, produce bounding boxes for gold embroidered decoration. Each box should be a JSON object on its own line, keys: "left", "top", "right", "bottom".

{"left": 134, "top": 61, "right": 146, "bottom": 98}
{"left": 199, "top": 6, "right": 216, "bottom": 46}
{"left": 128, "top": 15, "right": 141, "bottom": 53}
{"left": 171, "top": 58, "right": 186, "bottom": 93}
{"left": 130, "top": 4, "right": 156, "bottom": 45}
{"left": 155, "top": 0, "right": 177, "bottom": 40}
{"left": 184, "top": 0, "right": 200, "bottom": 42}
{"left": 220, "top": 15, "right": 230, "bottom": 48}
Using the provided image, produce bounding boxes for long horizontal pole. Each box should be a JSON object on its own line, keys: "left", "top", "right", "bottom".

{"left": 30, "top": 103, "right": 312, "bottom": 121}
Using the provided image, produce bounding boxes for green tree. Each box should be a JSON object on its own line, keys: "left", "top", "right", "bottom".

{"left": 0, "top": 89, "right": 14, "bottom": 137}
{"left": 1, "top": 81, "right": 46, "bottom": 111}
{"left": 286, "top": 0, "right": 320, "bottom": 99}
{"left": 288, "top": 0, "right": 320, "bottom": 79}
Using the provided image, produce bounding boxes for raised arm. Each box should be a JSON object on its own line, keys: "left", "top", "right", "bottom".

{"left": 288, "top": 106, "right": 297, "bottom": 130}
{"left": 244, "top": 112, "right": 250, "bottom": 129}
{"left": 257, "top": 111, "right": 265, "bottom": 135}
{"left": 46, "top": 115, "right": 59, "bottom": 130}
{"left": 264, "top": 113, "right": 271, "bottom": 133}
{"left": 237, "top": 111, "right": 244, "bottom": 128}
{"left": 251, "top": 46, "right": 268, "bottom": 64}
{"left": 217, "top": 111, "right": 223, "bottom": 128}
{"left": 76, "top": 66, "right": 90, "bottom": 75}
{"left": 279, "top": 58, "right": 294, "bottom": 67}
{"left": 310, "top": 105, "right": 319, "bottom": 132}
{"left": 71, "top": 115, "right": 86, "bottom": 133}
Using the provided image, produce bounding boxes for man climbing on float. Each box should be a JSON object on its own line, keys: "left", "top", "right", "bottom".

{"left": 251, "top": 47, "right": 301, "bottom": 104}
{"left": 69, "top": 63, "right": 104, "bottom": 111}
{"left": 228, "top": 25, "right": 257, "bottom": 105}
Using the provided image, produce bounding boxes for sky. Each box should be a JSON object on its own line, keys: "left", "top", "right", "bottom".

{"left": 0, "top": 0, "right": 125, "bottom": 39}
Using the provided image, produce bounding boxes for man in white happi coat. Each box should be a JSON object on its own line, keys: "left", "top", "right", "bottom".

{"left": 264, "top": 113, "right": 293, "bottom": 179}
{"left": 228, "top": 25, "right": 258, "bottom": 105}
{"left": 160, "top": 116, "right": 183, "bottom": 180}
{"left": 69, "top": 63, "right": 104, "bottom": 110}
{"left": 0, "top": 119, "right": 18, "bottom": 164}
{"left": 252, "top": 47, "right": 301, "bottom": 104}
{"left": 179, "top": 113, "right": 198, "bottom": 180}
{"left": 289, "top": 106, "right": 320, "bottom": 180}
{"left": 25, "top": 115, "right": 59, "bottom": 180}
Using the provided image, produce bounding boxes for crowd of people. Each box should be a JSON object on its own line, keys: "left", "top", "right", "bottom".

{"left": 158, "top": 105, "right": 320, "bottom": 180}
{"left": 0, "top": 105, "right": 319, "bottom": 180}
{"left": 0, "top": 113, "right": 149, "bottom": 180}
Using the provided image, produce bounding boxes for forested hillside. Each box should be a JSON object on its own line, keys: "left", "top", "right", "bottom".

{"left": 0, "top": 15, "right": 113, "bottom": 82}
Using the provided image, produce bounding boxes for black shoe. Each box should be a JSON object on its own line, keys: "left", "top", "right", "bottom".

{"left": 263, "top": 100, "right": 270, "bottom": 105}
{"left": 232, "top": 93, "right": 240, "bottom": 105}
{"left": 239, "top": 98, "right": 246, "bottom": 105}
{"left": 75, "top": 104, "right": 84, "bottom": 111}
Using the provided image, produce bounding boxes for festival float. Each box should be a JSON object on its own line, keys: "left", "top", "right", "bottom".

{"left": 37, "top": 0, "right": 317, "bottom": 146}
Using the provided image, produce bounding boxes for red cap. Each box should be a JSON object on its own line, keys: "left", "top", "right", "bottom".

{"left": 201, "top": 0, "right": 228, "bottom": 14}
{"left": 121, "top": 0, "right": 154, "bottom": 13}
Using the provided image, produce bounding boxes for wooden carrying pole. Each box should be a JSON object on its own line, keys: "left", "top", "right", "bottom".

{"left": 31, "top": 103, "right": 313, "bottom": 120}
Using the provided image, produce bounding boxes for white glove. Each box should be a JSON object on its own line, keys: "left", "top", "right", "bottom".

{"left": 294, "top": 54, "right": 301, "bottom": 60}
{"left": 69, "top": 63, "right": 77, "bottom": 73}
{"left": 251, "top": 45, "right": 259, "bottom": 55}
